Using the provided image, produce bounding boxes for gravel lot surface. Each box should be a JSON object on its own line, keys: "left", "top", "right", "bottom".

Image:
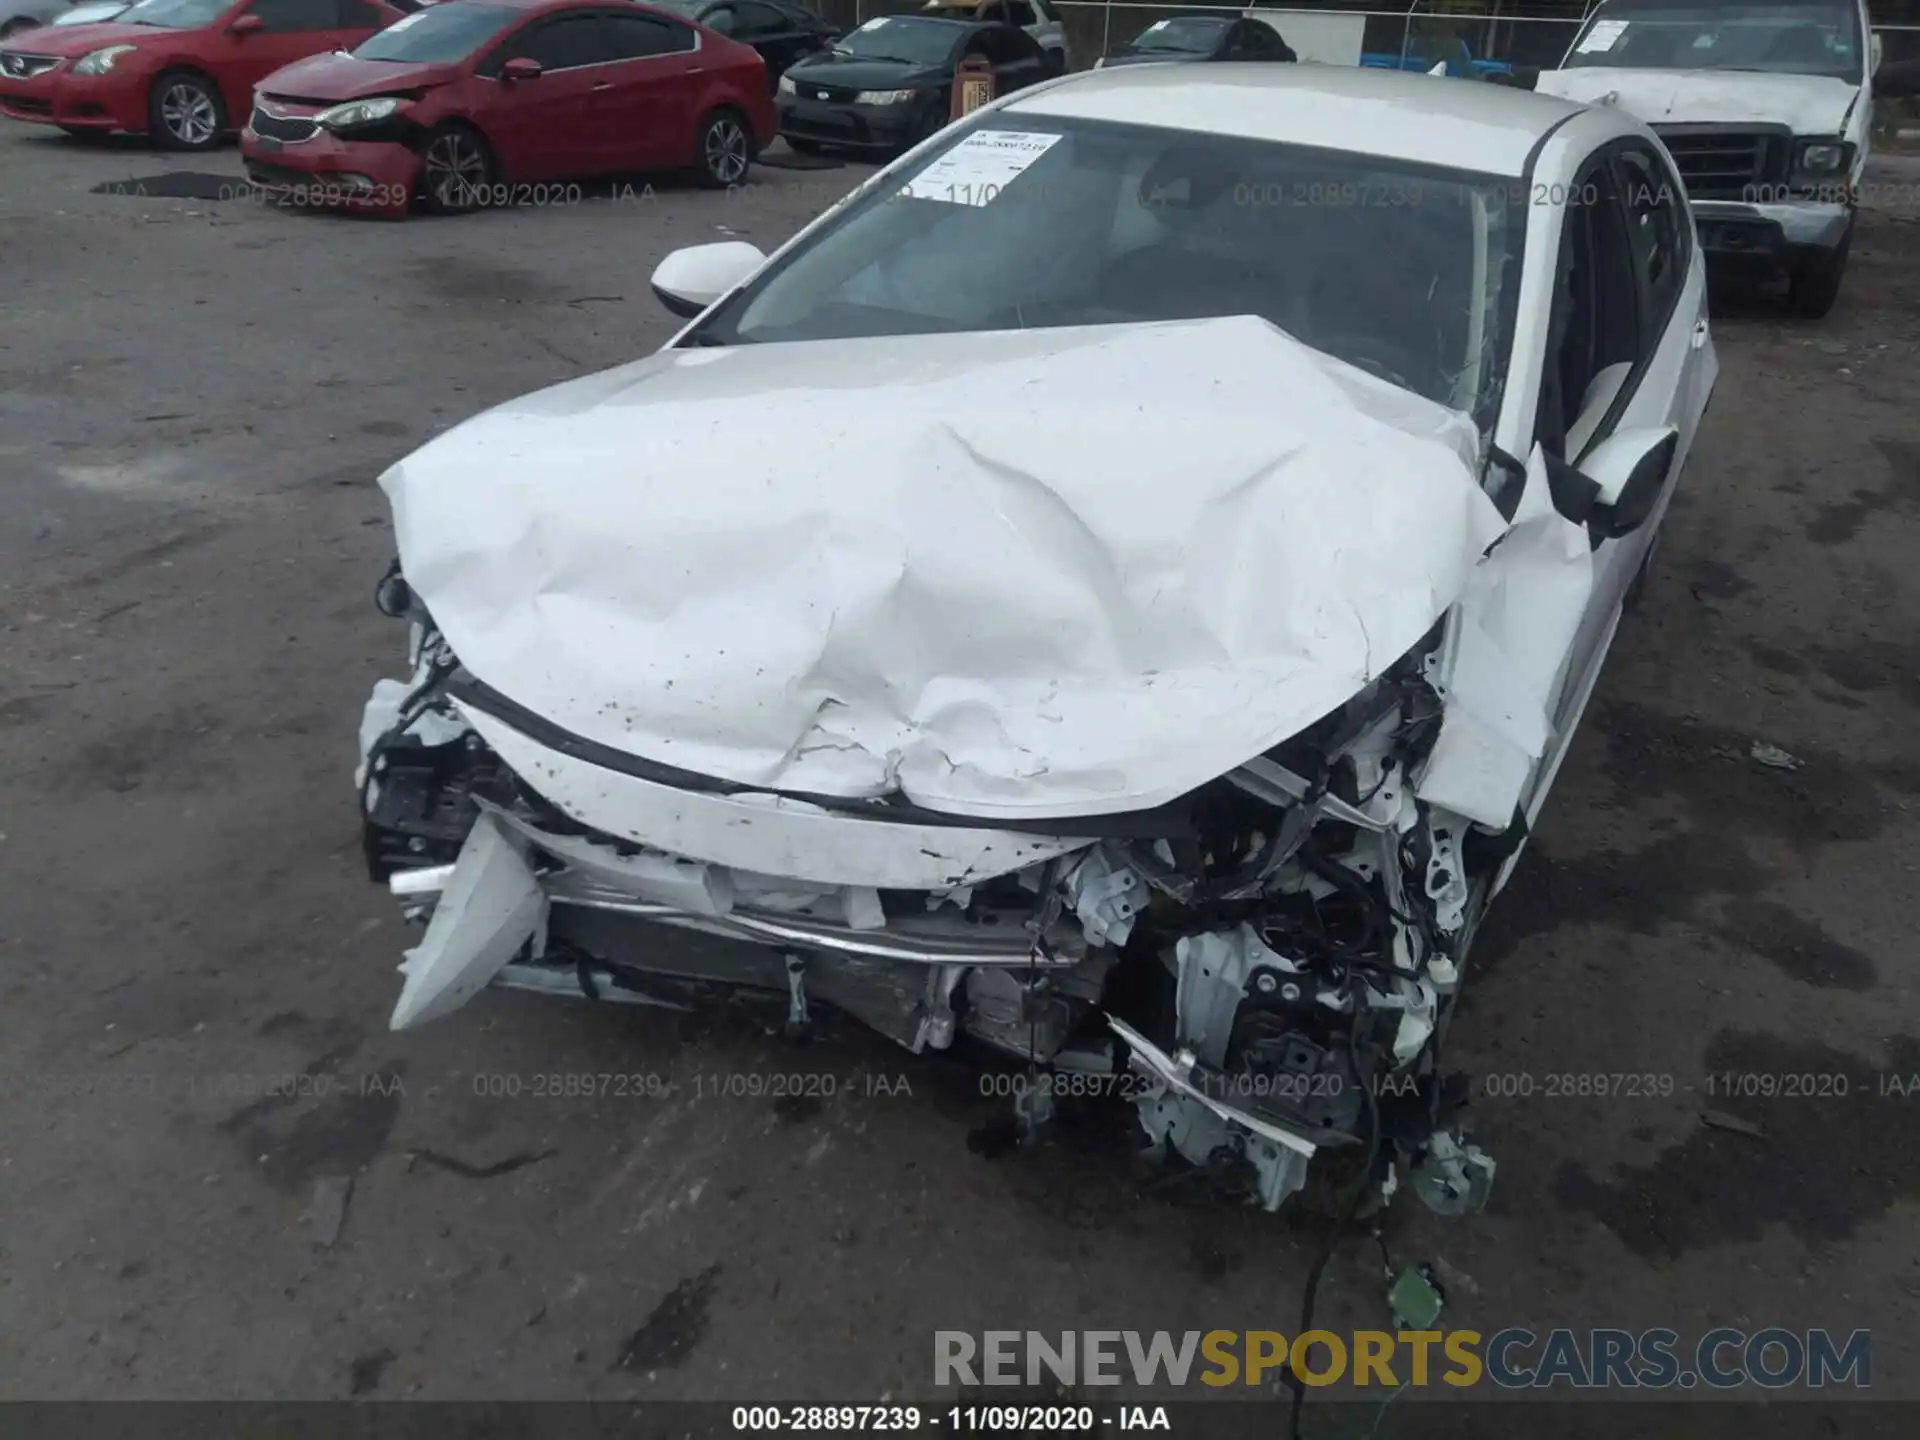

{"left": 3, "top": 126, "right": 1919, "bottom": 1417}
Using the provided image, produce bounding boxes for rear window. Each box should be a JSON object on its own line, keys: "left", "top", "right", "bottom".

{"left": 354, "top": 1, "right": 519, "bottom": 60}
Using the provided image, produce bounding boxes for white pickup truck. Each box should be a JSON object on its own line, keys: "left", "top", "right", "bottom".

{"left": 1537, "top": 0, "right": 1878, "bottom": 317}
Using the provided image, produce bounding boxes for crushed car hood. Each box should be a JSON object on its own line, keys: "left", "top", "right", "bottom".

{"left": 259, "top": 52, "right": 460, "bottom": 102}
{"left": 1534, "top": 66, "right": 1860, "bottom": 132}
{"left": 382, "top": 316, "right": 1505, "bottom": 821}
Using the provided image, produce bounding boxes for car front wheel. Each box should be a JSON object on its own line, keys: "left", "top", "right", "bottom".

{"left": 696, "top": 109, "right": 752, "bottom": 188}
{"left": 419, "top": 123, "right": 495, "bottom": 215}
{"left": 148, "top": 70, "right": 225, "bottom": 152}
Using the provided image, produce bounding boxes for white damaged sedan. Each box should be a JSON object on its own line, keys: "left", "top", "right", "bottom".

{"left": 358, "top": 64, "right": 1716, "bottom": 1215}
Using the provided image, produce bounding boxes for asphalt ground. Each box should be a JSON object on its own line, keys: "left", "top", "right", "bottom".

{"left": 3, "top": 125, "right": 1919, "bottom": 1421}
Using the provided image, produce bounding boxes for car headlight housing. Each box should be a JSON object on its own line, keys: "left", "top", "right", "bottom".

{"left": 854, "top": 88, "right": 917, "bottom": 105}
{"left": 777, "top": 73, "right": 796, "bottom": 95}
{"left": 316, "top": 96, "right": 405, "bottom": 132}
{"left": 72, "top": 44, "right": 137, "bottom": 75}
{"left": 1794, "top": 139, "right": 1852, "bottom": 174}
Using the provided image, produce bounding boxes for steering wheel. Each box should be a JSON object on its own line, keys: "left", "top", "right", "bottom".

{"left": 1312, "top": 332, "right": 1429, "bottom": 396}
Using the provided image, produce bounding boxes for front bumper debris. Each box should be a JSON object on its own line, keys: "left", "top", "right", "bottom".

{"left": 357, "top": 596, "right": 1509, "bottom": 1220}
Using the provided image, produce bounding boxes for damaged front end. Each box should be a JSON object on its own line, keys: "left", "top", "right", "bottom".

{"left": 359, "top": 565, "right": 1500, "bottom": 1219}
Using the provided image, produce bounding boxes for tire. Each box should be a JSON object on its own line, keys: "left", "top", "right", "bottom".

{"left": 418, "top": 122, "right": 495, "bottom": 215}
{"left": 1787, "top": 221, "right": 1852, "bottom": 319}
{"left": 147, "top": 69, "right": 225, "bottom": 152}
{"left": 695, "top": 108, "right": 752, "bottom": 188}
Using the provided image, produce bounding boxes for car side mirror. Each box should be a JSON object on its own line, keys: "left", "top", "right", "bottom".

{"left": 228, "top": 12, "right": 264, "bottom": 34}
{"left": 502, "top": 56, "right": 542, "bottom": 80}
{"left": 650, "top": 240, "right": 767, "bottom": 319}
{"left": 1577, "top": 426, "right": 1679, "bottom": 539}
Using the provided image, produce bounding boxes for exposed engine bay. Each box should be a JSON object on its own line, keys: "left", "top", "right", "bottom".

{"left": 360, "top": 565, "right": 1503, "bottom": 1218}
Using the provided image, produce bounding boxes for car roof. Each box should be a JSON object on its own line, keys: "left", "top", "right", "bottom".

{"left": 1004, "top": 64, "right": 1598, "bottom": 177}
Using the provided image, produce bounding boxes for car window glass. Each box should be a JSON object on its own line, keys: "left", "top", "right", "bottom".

{"left": 604, "top": 10, "right": 695, "bottom": 55}
{"left": 112, "top": 0, "right": 229, "bottom": 26}
{"left": 835, "top": 15, "right": 963, "bottom": 65}
{"left": 710, "top": 119, "right": 1525, "bottom": 424}
{"left": 1563, "top": 0, "right": 1861, "bottom": 84}
{"left": 511, "top": 13, "right": 614, "bottom": 67}
{"left": 1541, "top": 158, "right": 1641, "bottom": 455}
{"left": 357, "top": 2, "right": 516, "bottom": 60}
{"left": 247, "top": 0, "right": 342, "bottom": 32}
{"left": 701, "top": 3, "right": 735, "bottom": 34}
{"left": 1239, "top": 22, "right": 1280, "bottom": 55}
{"left": 1133, "top": 18, "right": 1226, "bottom": 54}
{"left": 1615, "top": 147, "right": 1687, "bottom": 329}
{"left": 336, "top": 0, "right": 385, "bottom": 24}
{"left": 731, "top": 0, "right": 786, "bottom": 36}
{"left": 1003, "top": 0, "right": 1036, "bottom": 25}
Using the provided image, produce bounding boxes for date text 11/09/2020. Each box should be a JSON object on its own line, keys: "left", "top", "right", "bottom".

{"left": 732, "top": 1407, "right": 1165, "bottom": 1433}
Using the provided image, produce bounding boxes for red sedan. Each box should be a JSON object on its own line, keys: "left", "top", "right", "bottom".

{"left": 0, "top": 0, "right": 402, "bottom": 150}
{"left": 239, "top": 0, "right": 775, "bottom": 216}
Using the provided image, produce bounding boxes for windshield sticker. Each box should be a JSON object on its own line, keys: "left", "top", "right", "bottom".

{"left": 1143, "top": 19, "right": 1168, "bottom": 30}
{"left": 1575, "top": 18, "right": 1627, "bottom": 52}
{"left": 900, "top": 130, "right": 1063, "bottom": 207}
{"left": 860, "top": 15, "right": 890, "bottom": 26}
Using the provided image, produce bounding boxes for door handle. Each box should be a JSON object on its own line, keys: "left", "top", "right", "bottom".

{"left": 1690, "top": 318, "right": 1709, "bottom": 350}
{"left": 592, "top": 81, "right": 614, "bottom": 90}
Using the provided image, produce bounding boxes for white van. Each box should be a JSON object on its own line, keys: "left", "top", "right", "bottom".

{"left": 1537, "top": 0, "right": 1878, "bottom": 316}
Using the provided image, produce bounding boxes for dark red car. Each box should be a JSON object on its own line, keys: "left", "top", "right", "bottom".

{"left": 0, "top": 0, "right": 402, "bottom": 150}
{"left": 239, "top": 0, "right": 775, "bottom": 216}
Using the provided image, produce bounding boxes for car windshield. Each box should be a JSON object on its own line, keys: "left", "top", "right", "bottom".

{"left": 1128, "top": 18, "right": 1228, "bottom": 53}
{"left": 55, "top": 3, "right": 129, "bottom": 21}
{"left": 115, "top": 0, "right": 227, "bottom": 28}
{"left": 831, "top": 15, "right": 962, "bottom": 65}
{"left": 354, "top": 2, "right": 518, "bottom": 59}
{"left": 648, "top": 0, "right": 702, "bottom": 14}
{"left": 1564, "top": 0, "right": 1863, "bottom": 82}
{"left": 693, "top": 116, "right": 1525, "bottom": 425}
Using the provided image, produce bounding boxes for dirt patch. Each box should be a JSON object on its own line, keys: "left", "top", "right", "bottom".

{"left": 1595, "top": 699, "right": 1897, "bottom": 848}
{"left": 1804, "top": 436, "right": 1920, "bottom": 543}
{"left": 224, "top": 1073, "right": 405, "bottom": 1194}
{"left": 614, "top": 1264, "right": 722, "bottom": 1372}
{"left": 1710, "top": 900, "right": 1881, "bottom": 991}
{"left": 1554, "top": 1031, "right": 1920, "bottom": 1257}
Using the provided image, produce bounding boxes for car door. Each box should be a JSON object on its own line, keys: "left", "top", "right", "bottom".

{"left": 1591, "top": 140, "right": 1714, "bottom": 614}
{"left": 972, "top": 21, "right": 1047, "bottom": 91}
{"left": 215, "top": 0, "right": 345, "bottom": 115}
{"left": 1509, "top": 136, "right": 1710, "bottom": 834}
{"left": 597, "top": 8, "right": 702, "bottom": 170}
{"left": 475, "top": 10, "right": 621, "bottom": 180}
